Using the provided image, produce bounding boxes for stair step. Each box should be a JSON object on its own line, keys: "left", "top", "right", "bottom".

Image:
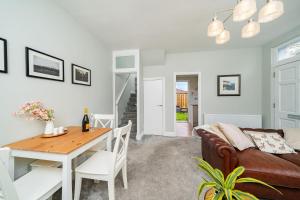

{"left": 130, "top": 93, "right": 136, "bottom": 97}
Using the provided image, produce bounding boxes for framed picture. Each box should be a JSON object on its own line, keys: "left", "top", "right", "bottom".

{"left": 71, "top": 64, "right": 91, "bottom": 86}
{"left": 0, "top": 38, "right": 8, "bottom": 73}
{"left": 26, "top": 47, "right": 64, "bottom": 81}
{"left": 217, "top": 74, "right": 241, "bottom": 96}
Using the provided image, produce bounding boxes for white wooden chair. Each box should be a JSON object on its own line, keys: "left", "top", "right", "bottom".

{"left": 74, "top": 120, "right": 132, "bottom": 200}
{"left": 0, "top": 147, "right": 62, "bottom": 200}
{"left": 89, "top": 114, "right": 115, "bottom": 152}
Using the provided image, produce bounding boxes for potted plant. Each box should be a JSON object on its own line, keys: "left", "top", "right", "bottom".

{"left": 196, "top": 158, "right": 282, "bottom": 200}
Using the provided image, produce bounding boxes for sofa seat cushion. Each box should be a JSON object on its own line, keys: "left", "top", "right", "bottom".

{"left": 277, "top": 152, "right": 300, "bottom": 167}
{"left": 237, "top": 148, "right": 300, "bottom": 189}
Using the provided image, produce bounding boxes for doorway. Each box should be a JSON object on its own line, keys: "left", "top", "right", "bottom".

{"left": 174, "top": 73, "right": 201, "bottom": 137}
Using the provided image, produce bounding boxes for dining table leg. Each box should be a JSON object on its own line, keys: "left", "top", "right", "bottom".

{"left": 62, "top": 157, "right": 72, "bottom": 200}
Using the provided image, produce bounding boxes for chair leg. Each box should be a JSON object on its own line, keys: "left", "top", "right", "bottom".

{"left": 122, "top": 164, "right": 128, "bottom": 189}
{"left": 74, "top": 174, "right": 82, "bottom": 200}
{"left": 108, "top": 179, "right": 115, "bottom": 200}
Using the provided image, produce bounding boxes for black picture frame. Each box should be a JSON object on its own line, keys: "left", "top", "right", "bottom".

{"left": 71, "top": 64, "right": 91, "bottom": 86}
{"left": 0, "top": 38, "right": 8, "bottom": 73}
{"left": 26, "top": 47, "right": 64, "bottom": 82}
{"left": 217, "top": 74, "right": 241, "bottom": 96}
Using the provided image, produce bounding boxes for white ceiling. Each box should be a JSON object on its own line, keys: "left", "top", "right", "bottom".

{"left": 55, "top": 0, "right": 300, "bottom": 52}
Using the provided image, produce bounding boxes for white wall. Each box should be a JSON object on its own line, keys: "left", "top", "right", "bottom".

{"left": 144, "top": 48, "right": 262, "bottom": 132}
{"left": 0, "top": 0, "right": 112, "bottom": 177}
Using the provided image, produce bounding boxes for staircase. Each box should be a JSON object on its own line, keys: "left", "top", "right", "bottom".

{"left": 120, "top": 93, "right": 137, "bottom": 138}
{"left": 120, "top": 77, "right": 137, "bottom": 139}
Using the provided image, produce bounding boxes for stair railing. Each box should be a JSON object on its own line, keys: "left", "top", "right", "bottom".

{"left": 115, "top": 73, "right": 131, "bottom": 128}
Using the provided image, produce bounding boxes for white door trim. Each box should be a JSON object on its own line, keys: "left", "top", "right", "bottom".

{"left": 173, "top": 72, "right": 202, "bottom": 136}
{"left": 143, "top": 77, "right": 166, "bottom": 136}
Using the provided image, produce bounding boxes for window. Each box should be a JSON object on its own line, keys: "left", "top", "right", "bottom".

{"left": 277, "top": 37, "right": 300, "bottom": 62}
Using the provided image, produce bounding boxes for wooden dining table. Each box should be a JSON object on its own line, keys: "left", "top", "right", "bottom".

{"left": 5, "top": 126, "right": 113, "bottom": 200}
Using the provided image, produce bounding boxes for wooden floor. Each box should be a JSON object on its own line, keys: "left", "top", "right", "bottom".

{"left": 176, "top": 122, "right": 193, "bottom": 137}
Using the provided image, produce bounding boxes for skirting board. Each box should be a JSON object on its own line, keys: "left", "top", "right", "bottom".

{"left": 164, "top": 131, "right": 176, "bottom": 137}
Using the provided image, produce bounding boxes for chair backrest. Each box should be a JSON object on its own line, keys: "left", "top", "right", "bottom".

{"left": 0, "top": 148, "right": 19, "bottom": 200}
{"left": 93, "top": 114, "right": 114, "bottom": 129}
{"left": 112, "top": 120, "right": 132, "bottom": 172}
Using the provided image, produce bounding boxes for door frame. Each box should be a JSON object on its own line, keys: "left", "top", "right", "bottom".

{"left": 174, "top": 72, "right": 202, "bottom": 136}
{"left": 143, "top": 77, "right": 166, "bottom": 136}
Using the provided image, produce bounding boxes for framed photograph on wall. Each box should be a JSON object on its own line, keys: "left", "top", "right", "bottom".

{"left": 217, "top": 74, "right": 241, "bottom": 96}
{"left": 0, "top": 38, "right": 8, "bottom": 73}
{"left": 26, "top": 47, "right": 64, "bottom": 81}
{"left": 71, "top": 64, "right": 91, "bottom": 86}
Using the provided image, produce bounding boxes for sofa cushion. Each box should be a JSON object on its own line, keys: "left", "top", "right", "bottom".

{"left": 237, "top": 148, "right": 300, "bottom": 189}
{"left": 284, "top": 128, "right": 300, "bottom": 150}
{"left": 244, "top": 131, "right": 296, "bottom": 154}
{"left": 217, "top": 123, "right": 255, "bottom": 151}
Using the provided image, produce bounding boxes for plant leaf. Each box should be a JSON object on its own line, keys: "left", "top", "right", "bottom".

{"left": 195, "top": 158, "right": 224, "bottom": 186}
{"left": 213, "top": 191, "right": 224, "bottom": 200}
{"left": 233, "top": 190, "right": 259, "bottom": 200}
{"left": 197, "top": 181, "right": 217, "bottom": 197}
{"left": 215, "top": 168, "right": 225, "bottom": 183}
{"left": 236, "top": 177, "right": 282, "bottom": 195}
{"left": 224, "top": 188, "right": 233, "bottom": 200}
{"left": 225, "top": 166, "right": 245, "bottom": 189}
{"left": 231, "top": 191, "right": 243, "bottom": 200}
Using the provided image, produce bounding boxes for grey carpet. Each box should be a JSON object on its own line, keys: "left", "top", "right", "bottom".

{"left": 55, "top": 135, "right": 205, "bottom": 200}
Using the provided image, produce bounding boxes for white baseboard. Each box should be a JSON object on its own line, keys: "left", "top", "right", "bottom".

{"left": 164, "top": 131, "right": 176, "bottom": 137}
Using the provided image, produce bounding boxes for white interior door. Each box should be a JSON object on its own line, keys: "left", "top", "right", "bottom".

{"left": 275, "top": 61, "right": 300, "bottom": 128}
{"left": 144, "top": 78, "right": 164, "bottom": 135}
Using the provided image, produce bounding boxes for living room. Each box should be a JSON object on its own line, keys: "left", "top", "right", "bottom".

{"left": 0, "top": 0, "right": 299, "bottom": 200}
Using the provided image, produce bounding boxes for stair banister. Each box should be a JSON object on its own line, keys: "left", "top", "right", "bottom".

{"left": 115, "top": 74, "right": 131, "bottom": 127}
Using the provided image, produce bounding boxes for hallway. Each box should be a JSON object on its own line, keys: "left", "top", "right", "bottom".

{"left": 176, "top": 122, "right": 193, "bottom": 137}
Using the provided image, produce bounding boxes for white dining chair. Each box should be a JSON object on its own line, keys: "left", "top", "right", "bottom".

{"left": 74, "top": 120, "right": 132, "bottom": 200}
{"left": 0, "top": 147, "right": 62, "bottom": 200}
{"left": 89, "top": 114, "right": 115, "bottom": 152}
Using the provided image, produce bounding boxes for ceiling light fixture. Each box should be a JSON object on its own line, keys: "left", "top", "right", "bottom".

{"left": 216, "top": 29, "right": 230, "bottom": 45}
{"left": 233, "top": 0, "right": 257, "bottom": 22}
{"left": 207, "top": 0, "right": 284, "bottom": 45}
{"left": 207, "top": 17, "right": 224, "bottom": 37}
{"left": 241, "top": 19, "right": 260, "bottom": 38}
{"left": 258, "top": 0, "right": 284, "bottom": 23}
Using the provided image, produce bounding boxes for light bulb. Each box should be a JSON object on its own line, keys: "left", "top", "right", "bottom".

{"left": 258, "top": 0, "right": 284, "bottom": 23}
{"left": 216, "top": 29, "right": 230, "bottom": 44}
{"left": 233, "top": 0, "right": 257, "bottom": 22}
{"left": 241, "top": 19, "right": 260, "bottom": 38}
{"left": 207, "top": 17, "right": 224, "bottom": 37}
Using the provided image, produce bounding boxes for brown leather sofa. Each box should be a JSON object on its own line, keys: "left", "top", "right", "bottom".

{"left": 196, "top": 128, "right": 300, "bottom": 200}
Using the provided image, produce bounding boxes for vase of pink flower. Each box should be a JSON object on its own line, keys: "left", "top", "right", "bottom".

{"left": 15, "top": 101, "right": 55, "bottom": 134}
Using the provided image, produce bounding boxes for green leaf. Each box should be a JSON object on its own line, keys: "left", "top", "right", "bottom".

{"left": 224, "top": 189, "right": 233, "bottom": 200}
{"left": 195, "top": 158, "right": 224, "bottom": 186}
{"left": 197, "top": 181, "right": 217, "bottom": 197}
{"left": 233, "top": 190, "right": 259, "bottom": 200}
{"left": 231, "top": 191, "right": 244, "bottom": 200}
{"left": 213, "top": 191, "right": 224, "bottom": 200}
{"left": 224, "top": 166, "right": 245, "bottom": 189}
{"left": 236, "top": 177, "right": 282, "bottom": 195}
{"left": 215, "top": 168, "right": 225, "bottom": 183}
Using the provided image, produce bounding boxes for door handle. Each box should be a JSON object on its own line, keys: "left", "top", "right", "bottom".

{"left": 288, "top": 114, "right": 300, "bottom": 120}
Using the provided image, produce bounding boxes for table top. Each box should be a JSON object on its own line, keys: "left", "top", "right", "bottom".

{"left": 5, "top": 126, "right": 112, "bottom": 154}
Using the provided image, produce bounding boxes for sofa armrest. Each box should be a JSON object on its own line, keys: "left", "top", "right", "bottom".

{"left": 240, "top": 128, "right": 284, "bottom": 138}
{"left": 196, "top": 129, "right": 238, "bottom": 176}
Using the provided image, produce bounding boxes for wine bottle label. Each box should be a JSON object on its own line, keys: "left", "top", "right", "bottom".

{"left": 86, "top": 124, "right": 90, "bottom": 129}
